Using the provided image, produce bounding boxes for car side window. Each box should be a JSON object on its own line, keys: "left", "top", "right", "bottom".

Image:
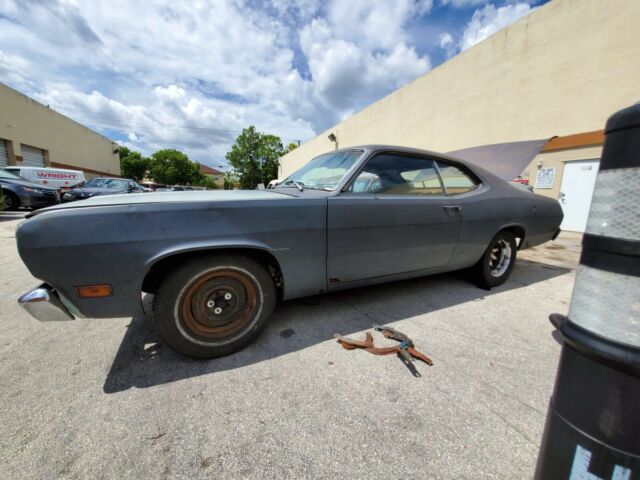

{"left": 436, "top": 161, "right": 479, "bottom": 195}
{"left": 349, "top": 153, "right": 445, "bottom": 196}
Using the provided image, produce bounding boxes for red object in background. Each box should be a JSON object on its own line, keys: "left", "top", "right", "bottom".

{"left": 513, "top": 177, "right": 530, "bottom": 184}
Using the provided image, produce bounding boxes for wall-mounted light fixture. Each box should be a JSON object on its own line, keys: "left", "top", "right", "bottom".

{"left": 328, "top": 133, "right": 338, "bottom": 150}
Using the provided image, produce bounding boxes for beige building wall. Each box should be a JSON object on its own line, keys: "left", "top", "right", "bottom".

{"left": 0, "top": 82, "right": 120, "bottom": 177}
{"left": 280, "top": 0, "right": 640, "bottom": 178}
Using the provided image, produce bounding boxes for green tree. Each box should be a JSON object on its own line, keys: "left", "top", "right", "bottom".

{"left": 286, "top": 142, "right": 298, "bottom": 153}
{"left": 119, "top": 146, "right": 150, "bottom": 182}
{"left": 192, "top": 174, "right": 218, "bottom": 189}
{"left": 148, "top": 149, "right": 203, "bottom": 185}
{"left": 225, "top": 126, "right": 285, "bottom": 189}
{"left": 224, "top": 171, "right": 240, "bottom": 190}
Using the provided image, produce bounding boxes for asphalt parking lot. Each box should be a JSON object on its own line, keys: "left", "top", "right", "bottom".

{"left": 0, "top": 212, "right": 581, "bottom": 479}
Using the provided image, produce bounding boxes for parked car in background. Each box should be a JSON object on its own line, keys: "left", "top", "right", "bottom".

{"left": 61, "top": 177, "right": 145, "bottom": 202}
{"left": 16, "top": 145, "right": 562, "bottom": 359}
{"left": 139, "top": 182, "right": 167, "bottom": 192}
{"left": 0, "top": 168, "right": 61, "bottom": 210}
{"left": 4, "top": 166, "right": 85, "bottom": 191}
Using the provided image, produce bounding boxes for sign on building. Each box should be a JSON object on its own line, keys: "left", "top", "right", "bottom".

{"left": 535, "top": 167, "right": 556, "bottom": 189}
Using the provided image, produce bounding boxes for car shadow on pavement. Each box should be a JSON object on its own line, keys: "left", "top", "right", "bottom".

{"left": 103, "top": 259, "right": 570, "bottom": 393}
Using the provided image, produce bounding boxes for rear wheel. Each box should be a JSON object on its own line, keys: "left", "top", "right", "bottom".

{"left": 153, "top": 254, "right": 276, "bottom": 358}
{"left": 2, "top": 191, "right": 19, "bottom": 211}
{"left": 472, "top": 230, "right": 517, "bottom": 289}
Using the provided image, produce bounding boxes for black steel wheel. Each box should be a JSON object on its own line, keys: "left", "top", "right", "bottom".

{"left": 153, "top": 254, "right": 276, "bottom": 358}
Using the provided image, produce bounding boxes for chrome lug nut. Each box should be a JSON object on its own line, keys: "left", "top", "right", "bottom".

{"left": 224, "top": 293, "right": 232, "bottom": 300}
{"left": 214, "top": 307, "right": 223, "bottom": 315}
{"left": 207, "top": 300, "right": 215, "bottom": 308}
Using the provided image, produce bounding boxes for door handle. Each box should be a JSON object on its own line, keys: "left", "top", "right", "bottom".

{"left": 444, "top": 205, "right": 462, "bottom": 213}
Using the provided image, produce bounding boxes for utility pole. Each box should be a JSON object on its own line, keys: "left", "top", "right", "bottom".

{"left": 535, "top": 104, "right": 640, "bottom": 478}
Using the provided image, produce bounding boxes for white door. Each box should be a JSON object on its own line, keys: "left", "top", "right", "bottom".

{"left": 21, "top": 144, "right": 45, "bottom": 167}
{"left": 0, "top": 140, "right": 8, "bottom": 167}
{"left": 559, "top": 159, "right": 600, "bottom": 232}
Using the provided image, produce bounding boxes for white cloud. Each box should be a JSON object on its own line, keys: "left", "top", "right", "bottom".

{"left": 299, "top": 1, "right": 431, "bottom": 118}
{"left": 459, "top": 2, "right": 533, "bottom": 51}
{"left": 0, "top": 0, "right": 532, "bottom": 166}
{"left": 439, "top": 32, "right": 454, "bottom": 49}
{"left": 438, "top": 32, "right": 457, "bottom": 58}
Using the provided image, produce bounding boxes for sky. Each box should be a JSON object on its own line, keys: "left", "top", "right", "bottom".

{"left": 0, "top": 0, "right": 549, "bottom": 170}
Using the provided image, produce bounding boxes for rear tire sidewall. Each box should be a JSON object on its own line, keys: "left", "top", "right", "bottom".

{"left": 476, "top": 231, "right": 517, "bottom": 289}
{"left": 153, "top": 254, "right": 276, "bottom": 358}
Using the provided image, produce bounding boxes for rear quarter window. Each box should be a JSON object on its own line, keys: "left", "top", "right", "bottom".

{"left": 436, "top": 161, "right": 479, "bottom": 195}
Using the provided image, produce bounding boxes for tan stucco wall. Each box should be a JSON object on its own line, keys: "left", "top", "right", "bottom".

{"left": 0, "top": 83, "right": 119, "bottom": 176}
{"left": 207, "top": 174, "right": 225, "bottom": 189}
{"left": 524, "top": 145, "right": 603, "bottom": 199}
{"left": 280, "top": 0, "right": 640, "bottom": 178}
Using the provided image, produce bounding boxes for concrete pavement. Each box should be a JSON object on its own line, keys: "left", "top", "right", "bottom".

{"left": 0, "top": 212, "right": 580, "bottom": 479}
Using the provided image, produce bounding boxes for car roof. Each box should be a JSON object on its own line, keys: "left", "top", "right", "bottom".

{"left": 330, "top": 144, "right": 503, "bottom": 186}
{"left": 336, "top": 144, "right": 479, "bottom": 170}
{"left": 341, "top": 144, "right": 462, "bottom": 161}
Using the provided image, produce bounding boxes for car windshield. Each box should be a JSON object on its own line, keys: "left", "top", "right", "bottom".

{"left": 84, "top": 178, "right": 128, "bottom": 189}
{"left": 280, "top": 150, "right": 363, "bottom": 191}
{"left": 0, "top": 169, "right": 25, "bottom": 180}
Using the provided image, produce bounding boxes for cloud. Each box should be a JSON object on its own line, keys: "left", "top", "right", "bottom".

{"left": 438, "top": 32, "right": 457, "bottom": 58}
{"left": 300, "top": 1, "right": 431, "bottom": 120}
{"left": 0, "top": 0, "right": 540, "bottom": 167}
{"left": 459, "top": 2, "right": 533, "bottom": 51}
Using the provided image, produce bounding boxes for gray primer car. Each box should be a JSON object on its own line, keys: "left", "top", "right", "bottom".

{"left": 16, "top": 146, "right": 562, "bottom": 358}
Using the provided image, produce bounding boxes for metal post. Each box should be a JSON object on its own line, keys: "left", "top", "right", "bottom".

{"left": 534, "top": 103, "right": 640, "bottom": 478}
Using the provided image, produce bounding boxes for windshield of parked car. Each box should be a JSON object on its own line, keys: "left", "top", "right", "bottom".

{"left": 0, "top": 169, "right": 25, "bottom": 181}
{"left": 280, "top": 150, "right": 363, "bottom": 191}
{"left": 84, "top": 178, "right": 129, "bottom": 189}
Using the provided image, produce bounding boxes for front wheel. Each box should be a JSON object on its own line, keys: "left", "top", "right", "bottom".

{"left": 153, "top": 254, "right": 276, "bottom": 358}
{"left": 2, "top": 191, "right": 19, "bottom": 211}
{"left": 472, "top": 231, "right": 517, "bottom": 289}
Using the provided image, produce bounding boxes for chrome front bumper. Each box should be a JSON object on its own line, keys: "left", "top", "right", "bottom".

{"left": 18, "top": 284, "right": 75, "bottom": 322}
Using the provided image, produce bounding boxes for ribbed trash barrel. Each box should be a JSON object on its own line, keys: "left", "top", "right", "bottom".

{"left": 534, "top": 103, "right": 640, "bottom": 479}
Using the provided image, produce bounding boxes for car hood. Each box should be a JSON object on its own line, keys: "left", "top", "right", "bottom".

{"left": 0, "top": 177, "right": 58, "bottom": 191}
{"left": 30, "top": 189, "right": 293, "bottom": 215}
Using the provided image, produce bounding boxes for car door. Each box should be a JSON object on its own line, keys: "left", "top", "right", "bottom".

{"left": 327, "top": 152, "right": 463, "bottom": 284}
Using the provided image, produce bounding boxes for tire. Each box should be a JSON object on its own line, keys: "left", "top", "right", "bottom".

{"left": 153, "top": 254, "right": 276, "bottom": 359}
{"left": 472, "top": 230, "right": 517, "bottom": 290}
{"left": 2, "top": 191, "right": 19, "bottom": 211}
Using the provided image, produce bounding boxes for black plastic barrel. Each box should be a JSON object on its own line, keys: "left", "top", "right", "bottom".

{"left": 534, "top": 103, "right": 640, "bottom": 479}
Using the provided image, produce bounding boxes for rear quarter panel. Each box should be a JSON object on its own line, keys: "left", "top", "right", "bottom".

{"left": 450, "top": 181, "right": 563, "bottom": 268}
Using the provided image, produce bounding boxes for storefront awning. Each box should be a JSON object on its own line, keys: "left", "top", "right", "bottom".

{"left": 447, "top": 139, "right": 550, "bottom": 181}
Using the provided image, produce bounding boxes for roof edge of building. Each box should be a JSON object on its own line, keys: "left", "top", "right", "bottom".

{"left": 0, "top": 82, "right": 116, "bottom": 146}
